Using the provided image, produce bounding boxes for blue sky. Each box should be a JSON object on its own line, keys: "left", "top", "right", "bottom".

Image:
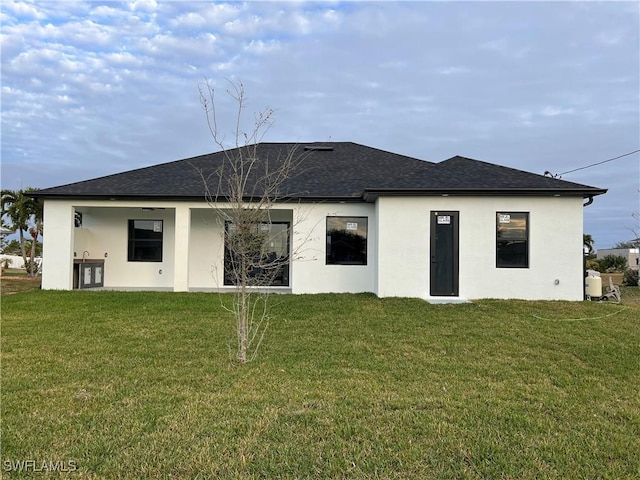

{"left": 1, "top": 0, "right": 638, "bottom": 249}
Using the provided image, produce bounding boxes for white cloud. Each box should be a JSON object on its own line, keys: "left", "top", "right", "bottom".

{"left": 2, "top": 0, "right": 46, "bottom": 20}
{"left": 478, "top": 37, "right": 530, "bottom": 59}
{"left": 0, "top": 31, "right": 25, "bottom": 59}
{"left": 91, "top": 5, "right": 123, "bottom": 19}
{"left": 596, "top": 30, "right": 624, "bottom": 46}
{"left": 289, "top": 11, "right": 312, "bottom": 35}
{"left": 104, "top": 51, "right": 145, "bottom": 67}
{"left": 129, "top": 0, "right": 158, "bottom": 13}
{"left": 540, "top": 106, "right": 575, "bottom": 117}
{"left": 223, "top": 15, "right": 262, "bottom": 37}
{"left": 437, "top": 66, "right": 469, "bottom": 75}
{"left": 66, "top": 19, "right": 115, "bottom": 46}
{"left": 171, "top": 3, "right": 242, "bottom": 29}
{"left": 479, "top": 38, "right": 507, "bottom": 53}
{"left": 244, "top": 39, "right": 280, "bottom": 55}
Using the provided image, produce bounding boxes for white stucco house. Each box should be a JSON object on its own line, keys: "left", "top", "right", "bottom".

{"left": 33, "top": 142, "right": 606, "bottom": 301}
{"left": 596, "top": 248, "right": 639, "bottom": 270}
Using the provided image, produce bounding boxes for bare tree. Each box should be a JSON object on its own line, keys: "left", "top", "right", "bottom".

{"left": 196, "top": 79, "right": 312, "bottom": 363}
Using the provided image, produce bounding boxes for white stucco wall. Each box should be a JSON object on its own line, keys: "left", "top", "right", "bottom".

{"left": 41, "top": 201, "right": 75, "bottom": 289}
{"left": 376, "top": 197, "right": 430, "bottom": 299}
{"left": 188, "top": 208, "right": 224, "bottom": 289}
{"left": 41, "top": 195, "right": 586, "bottom": 300}
{"left": 377, "top": 196, "right": 585, "bottom": 300}
{"left": 290, "top": 202, "right": 376, "bottom": 294}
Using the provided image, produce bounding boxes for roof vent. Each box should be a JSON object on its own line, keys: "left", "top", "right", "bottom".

{"left": 304, "top": 145, "right": 334, "bottom": 151}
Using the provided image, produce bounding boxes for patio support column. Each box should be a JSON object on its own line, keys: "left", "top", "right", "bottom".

{"left": 41, "top": 201, "right": 75, "bottom": 290}
{"left": 173, "top": 206, "right": 191, "bottom": 292}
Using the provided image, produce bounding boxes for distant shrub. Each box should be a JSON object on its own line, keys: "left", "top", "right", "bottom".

{"left": 24, "top": 259, "right": 40, "bottom": 275}
{"left": 599, "top": 255, "right": 628, "bottom": 273}
{"left": 586, "top": 259, "right": 601, "bottom": 272}
{"left": 623, "top": 269, "right": 639, "bottom": 287}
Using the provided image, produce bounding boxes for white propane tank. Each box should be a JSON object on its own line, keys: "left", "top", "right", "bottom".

{"left": 585, "top": 274, "right": 602, "bottom": 300}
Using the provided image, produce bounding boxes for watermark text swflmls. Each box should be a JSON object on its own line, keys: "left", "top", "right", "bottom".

{"left": 3, "top": 459, "right": 78, "bottom": 473}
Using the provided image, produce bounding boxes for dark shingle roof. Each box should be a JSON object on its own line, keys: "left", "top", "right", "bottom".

{"left": 34, "top": 142, "right": 606, "bottom": 201}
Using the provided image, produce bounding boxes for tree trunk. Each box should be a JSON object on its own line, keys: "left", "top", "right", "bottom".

{"left": 29, "top": 237, "right": 36, "bottom": 276}
{"left": 19, "top": 229, "right": 29, "bottom": 276}
{"left": 237, "top": 255, "right": 249, "bottom": 363}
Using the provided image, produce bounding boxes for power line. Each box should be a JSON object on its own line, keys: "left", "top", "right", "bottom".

{"left": 553, "top": 149, "right": 640, "bottom": 178}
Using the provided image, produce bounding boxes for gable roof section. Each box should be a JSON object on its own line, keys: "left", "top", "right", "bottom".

{"left": 34, "top": 142, "right": 606, "bottom": 201}
{"left": 361, "top": 155, "right": 607, "bottom": 200}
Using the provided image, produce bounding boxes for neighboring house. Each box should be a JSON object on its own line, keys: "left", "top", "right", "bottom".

{"left": 33, "top": 142, "right": 606, "bottom": 301}
{"left": 596, "top": 248, "right": 639, "bottom": 270}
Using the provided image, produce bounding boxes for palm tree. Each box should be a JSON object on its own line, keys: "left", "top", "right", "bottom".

{"left": 583, "top": 233, "right": 595, "bottom": 256}
{"left": 1, "top": 188, "right": 42, "bottom": 276}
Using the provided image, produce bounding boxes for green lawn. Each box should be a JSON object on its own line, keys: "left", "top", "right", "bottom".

{"left": 1, "top": 291, "right": 639, "bottom": 479}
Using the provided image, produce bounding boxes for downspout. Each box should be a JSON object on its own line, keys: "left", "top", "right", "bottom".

{"left": 582, "top": 195, "right": 594, "bottom": 299}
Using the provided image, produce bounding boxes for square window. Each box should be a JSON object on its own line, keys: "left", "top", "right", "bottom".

{"left": 326, "top": 216, "right": 367, "bottom": 265}
{"left": 128, "top": 220, "right": 163, "bottom": 262}
{"left": 496, "top": 212, "right": 528, "bottom": 268}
